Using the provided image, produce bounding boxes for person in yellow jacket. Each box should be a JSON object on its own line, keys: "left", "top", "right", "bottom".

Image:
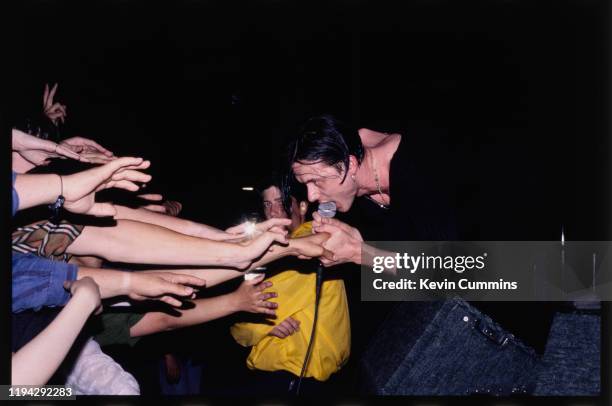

{"left": 230, "top": 176, "right": 351, "bottom": 389}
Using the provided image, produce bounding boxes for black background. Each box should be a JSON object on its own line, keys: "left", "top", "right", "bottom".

{"left": 7, "top": 0, "right": 611, "bottom": 397}
{"left": 11, "top": 0, "right": 610, "bottom": 239}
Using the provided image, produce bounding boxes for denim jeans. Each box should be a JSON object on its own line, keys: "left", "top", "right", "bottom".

{"left": 534, "top": 312, "right": 600, "bottom": 395}
{"left": 361, "top": 299, "right": 541, "bottom": 395}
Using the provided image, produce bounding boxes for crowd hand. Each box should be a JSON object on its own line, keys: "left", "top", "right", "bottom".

{"left": 43, "top": 83, "right": 67, "bottom": 125}
{"left": 12, "top": 128, "right": 83, "bottom": 166}
{"left": 137, "top": 194, "right": 183, "bottom": 217}
{"left": 73, "top": 150, "right": 117, "bottom": 165}
{"left": 225, "top": 218, "right": 292, "bottom": 239}
{"left": 163, "top": 200, "right": 183, "bottom": 217}
{"left": 137, "top": 193, "right": 166, "bottom": 213}
{"left": 132, "top": 271, "right": 206, "bottom": 307}
{"left": 268, "top": 317, "right": 300, "bottom": 338}
{"left": 233, "top": 230, "right": 289, "bottom": 269}
{"left": 230, "top": 274, "right": 277, "bottom": 316}
{"left": 60, "top": 136, "right": 115, "bottom": 158}
{"left": 63, "top": 277, "right": 103, "bottom": 315}
{"left": 311, "top": 212, "right": 363, "bottom": 267}
{"left": 289, "top": 232, "right": 334, "bottom": 261}
{"left": 62, "top": 157, "right": 152, "bottom": 216}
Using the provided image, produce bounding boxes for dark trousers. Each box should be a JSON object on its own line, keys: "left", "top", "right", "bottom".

{"left": 362, "top": 299, "right": 541, "bottom": 395}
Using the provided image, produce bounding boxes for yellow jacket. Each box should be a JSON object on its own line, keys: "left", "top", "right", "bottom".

{"left": 230, "top": 222, "right": 351, "bottom": 381}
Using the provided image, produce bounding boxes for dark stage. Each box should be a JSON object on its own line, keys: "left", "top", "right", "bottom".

{"left": 8, "top": 0, "right": 610, "bottom": 399}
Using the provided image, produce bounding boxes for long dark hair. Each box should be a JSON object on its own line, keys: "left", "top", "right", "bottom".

{"left": 288, "top": 114, "right": 364, "bottom": 184}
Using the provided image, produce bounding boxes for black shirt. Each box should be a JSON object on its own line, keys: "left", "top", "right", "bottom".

{"left": 342, "top": 128, "right": 557, "bottom": 354}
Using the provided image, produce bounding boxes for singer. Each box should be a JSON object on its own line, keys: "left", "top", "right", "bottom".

{"left": 287, "top": 114, "right": 559, "bottom": 395}
{"left": 289, "top": 114, "right": 458, "bottom": 266}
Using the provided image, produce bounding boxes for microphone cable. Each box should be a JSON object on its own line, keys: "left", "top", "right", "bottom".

{"left": 293, "top": 201, "right": 335, "bottom": 395}
{"left": 294, "top": 262, "right": 324, "bottom": 395}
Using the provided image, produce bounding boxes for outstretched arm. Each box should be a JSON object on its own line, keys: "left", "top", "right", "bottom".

{"left": 113, "top": 204, "right": 235, "bottom": 240}
{"left": 67, "top": 219, "right": 288, "bottom": 269}
{"left": 12, "top": 277, "right": 101, "bottom": 385}
{"left": 14, "top": 157, "right": 151, "bottom": 215}
{"left": 76, "top": 267, "right": 205, "bottom": 307}
{"left": 139, "top": 232, "right": 333, "bottom": 287}
{"left": 130, "top": 274, "right": 277, "bottom": 337}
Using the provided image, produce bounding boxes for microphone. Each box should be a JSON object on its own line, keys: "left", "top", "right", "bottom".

{"left": 314, "top": 201, "right": 336, "bottom": 284}
{"left": 295, "top": 201, "right": 337, "bottom": 395}
{"left": 317, "top": 201, "right": 337, "bottom": 219}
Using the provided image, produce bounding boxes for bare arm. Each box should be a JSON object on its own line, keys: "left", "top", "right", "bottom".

{"left": 12, "top": 279, "right": 100, "bottom": 385}
{"left": 143, "top": 268, "right": 245, "bottom": 288}
{"left": 76, "top": 267, "right": 205, "bottom": 307}
{"left": 113, "top": 205, "right": 230, "bottom": 240}
{"left": 13, "top": 157, "right": 151, "bottom": 215}
{"left": 12, "top": 152, "right": 36, "bottom": 173}
{"left": 67, "top": 219, "right": 287, "bottom": 269}
{"left": 140, "top": 232, "right": 333, "bottom": 287}
{"left": 130, "top": 275, "right": 276, "bottom": 337}
{"left": 14, "top": 173, "right": 62, "bottom": 210}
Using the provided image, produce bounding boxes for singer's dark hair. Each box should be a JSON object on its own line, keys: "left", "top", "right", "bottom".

{"left": 288, "top": 114, "right": 364, "bottom": 184}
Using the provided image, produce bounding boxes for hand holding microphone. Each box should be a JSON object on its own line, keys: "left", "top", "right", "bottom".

{"left": 312, "top": 201, "right": 364, "bottom": 267}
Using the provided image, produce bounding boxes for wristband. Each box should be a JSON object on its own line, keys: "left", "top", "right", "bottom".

{"left": 48, "top": 175, "right": 65, "bottom": 224}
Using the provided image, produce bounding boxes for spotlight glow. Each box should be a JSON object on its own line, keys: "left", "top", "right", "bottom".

{"left": 244, "top": 221, "right": 257, "bottom": 237}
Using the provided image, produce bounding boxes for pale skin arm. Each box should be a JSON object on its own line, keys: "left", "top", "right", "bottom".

{"left": 67, "top": 219, "right": 289, "bottom": 269}
{"left": 130, "top": 275, "right": 277, "bottom": 337}
{"left": 14, "top": 173, "right": 65, "bottom": 210}
{"left": 140, "top": 232, "right": 333, "bottom": 287}
{"left": 113, "top": 204, "right": 235, "bottom": 240}
{"left": 144, "top": 268, "right": 245, "bottom": 288}
{"left": 13, "top": 157, "right": 151, "bottom": 215}
{"left": 12, "top": 151, "right": 36, "bottom": 174}
{"left": 11, "top": 278, "right": 101, "bottom": 385}
{"left": 76, "top": 267, "right": 205, "bottom": 307}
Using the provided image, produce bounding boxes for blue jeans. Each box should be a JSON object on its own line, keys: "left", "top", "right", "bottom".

{"left": 362, "top": 299, "right": 541, "bottom": 395}
{"left": 534, "top": 312, "right": 600, "bottom": 395}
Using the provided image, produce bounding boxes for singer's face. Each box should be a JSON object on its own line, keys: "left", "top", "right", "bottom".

{"left": 292, "top": 161, "right": 357, "bottom": 212}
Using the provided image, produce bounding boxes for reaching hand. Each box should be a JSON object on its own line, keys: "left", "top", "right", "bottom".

{"left": 60, "top": 136, "right": 115, "bottom": 160}
{"left": 131, "top": 271, "right": 206, "bottom": 307}
{"left": 163, "top": 200, "right": 183, "bottom": 217}
{"left": 64, "top": 277, "right": 102, "bottom": 315}
{"left": 311, "top": 212, "right": 363, "bottom": 267}
{"left": 137, "top": 194, "right": 183, "bottom": 217}
{"left": 43, "top": 83, "right": 67, "bottom": 125}
{"left": 12, "top": 128, "right": 82, "bottom": 168}
{"left": 61, "top": 157, "right": 152, "bottom": 216}
{"left": 230, "top": 274, "right": 277, "bottom": 316}
{"left": 268, "top": 316, "right": 300, "bottom": 338}
{"left": 289, "top": 232, "right": 334, "bottom": 260}
{"left": 138, "top": 193, "right": 166, "bottom": 213}
{"left": 312, "top": 211, "right": 363, "bottom": 241}
{"left": 225, "top": 218, "right": 292, "bottom": 238}
{"left": 232, "top": 230, "right": 289, "bottom": 269}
